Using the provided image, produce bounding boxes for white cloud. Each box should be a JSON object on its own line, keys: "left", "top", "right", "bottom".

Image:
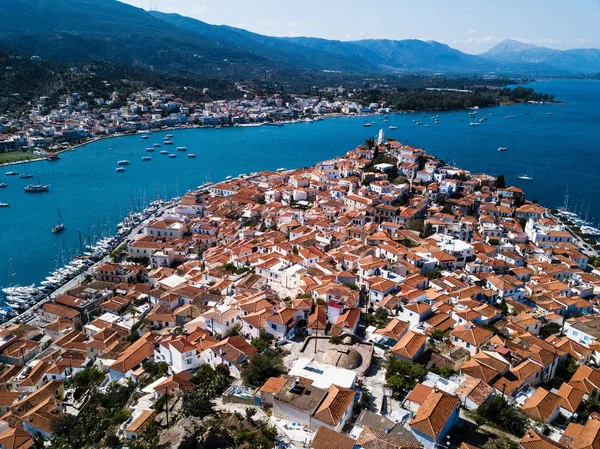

{"left": 467, "top": 29, "right": 477, "bottom": 34}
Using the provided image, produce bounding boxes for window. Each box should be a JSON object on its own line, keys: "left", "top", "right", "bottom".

{"left": 271, "top": 324, "right": 277, "bottom": 330}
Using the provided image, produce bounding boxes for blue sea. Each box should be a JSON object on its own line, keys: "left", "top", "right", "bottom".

{"left": 0, "top": 79, "right": 599, "bottom": 288}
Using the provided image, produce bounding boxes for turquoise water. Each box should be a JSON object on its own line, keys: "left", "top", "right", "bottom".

{"left": 0, "top": 79, "right": 599, "bottom": 288}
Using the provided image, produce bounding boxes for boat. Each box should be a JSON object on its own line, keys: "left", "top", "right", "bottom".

{"left": 142, "top": 156, "right": 152, "bottom": 161}
{"left": 164, "top": 140, "right": 173, "bottom": 145}
{"left": 117, "top": 160, "right": 130, "bottom": 165}
{"left": 166, "top": 134, "right": 173, "bottom": 138}
{"left": 24, "top": 176, "right": 49, "bottom": 192}
{"left": 5, "top": 171, "right": 18, "bottom": 176}
{"left": 160, "top": 150, "right": 169, "bottom": 155}
{"left": 140, "top": 135, "right": 149, "bottom": 140}
{"left": 388, "top": 125, "right": 398, "bottom": 130}
{"left": 265, "top": 122, "right": 283, "bottom": 127}
{"left": 153, "top": 143, "right": 161, "bottom": 147}
{"left": 19, "top": 163, "right": 33, "bottom": 179}
{"left": 116, "top": 167, "right": 126, "bottom": 173}
{"left": 0, "top": 174, "right": 7, "bottom": 188}
{"left": 145, "top": 148, "right": 154, "bottom": 152}
{"left": 168, "top": 154, "right": 177, "bottom": 158}
{"left": 363, "top": 123, "right": 371, "bottom": 127}
{"left": 52, "top": 207, "right": 65, "bottom": 233}
{"left": 469, "top": 122, "right": 480, "bottom": 126}
{"left": 176, "top": 147, "right": 187, "bottom": 152}
{"left": 498, "top": 147, "right": 508, "bottom": 152}
{"left": 518, "top": 166, "right": 534, "bottom": 181}
{"left": 188, "top": 154, "right": 196, "bottom": 158}
{"left": 46, "top": 154, "right": 60, "bottom": 161}
{"left": 0, "top": 203, "right": 8, "bottom": 208}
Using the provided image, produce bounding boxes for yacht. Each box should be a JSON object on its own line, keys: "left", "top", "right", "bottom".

{"left": 176, "top": 146, "right": 187, "bottom": 152}
{"left": 116, "top": 167, "right": 126, "bottom": 173}
{"left": 117, "top": 160, "right": 130, "bottom": 165}
{"left": 140, "top": 135, "right": 149, "bottom": 140}
{"left": 166, "top": 134, "right": 173, "bottom": 138}
{"left": 46, "top": 154, "right": 60, "bottom": 161}
{"left": 146, "top": 148, "right": 154, "bottom": 152}
{"left": 52, "top": 207, "right": 65, "bottom": 233}
{"left": 469, "top": 122, "right": 480, "bottom": 126}
{"left": 498, "top": 147, "right": 508, "bottom": 152}
{"left": 24, "top": 177, "right": 49, "bottom": 192}
{"left": 160, "top": 150, "right": 169, "bottom": 155}
{"left": 168, "top": 154, "right": 177, "bottom": 158}
{"left": 5, "top": 171, "right": 18, "bottom": 176}
{"left": 518, "top": 166, "right": 534, "bottom": 181}
{"left": 153, "top": 143, "right": 161, "bottom": 147}
{"left": 363, "top": 123, "right": 371, "bottom": 127}
{"left": 188, "top": 154, "right": 196, "bottom": 158}
{"left": 19, "top": 164, "right": 33, "bottom": 179}
{"left": 388, "top": 125, "right": 398, "bottom": 130}
{"left": 0, "top": 174, "right": 7, "bottom": 188}
{"left": 0, "top": 203, "right": 8, "bottom": 208}
{"left": 142, "top": 156, "right": 152, "bottom": 161}
{"left": 164, "top": 139, "right": 173, "bottom": 145}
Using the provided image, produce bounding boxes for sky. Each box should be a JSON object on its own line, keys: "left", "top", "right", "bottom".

{"left": 120, "top": 0, "right": 600, "bottom": 54}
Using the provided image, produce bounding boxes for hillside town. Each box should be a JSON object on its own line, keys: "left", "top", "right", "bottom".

{"left": 1, "top": 137, "right": 600, "bottom": 449}
{"left": 0, "top": 86, "right": 379, "bottom": 154}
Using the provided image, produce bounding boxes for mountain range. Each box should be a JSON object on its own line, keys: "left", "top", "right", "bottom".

{"left": 1, "top": 0, "right": 599, "bottom": 78}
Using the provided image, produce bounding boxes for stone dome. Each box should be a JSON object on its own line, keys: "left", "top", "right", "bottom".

{"left": 322, "top": 346, "right": 363, "bottom": 370}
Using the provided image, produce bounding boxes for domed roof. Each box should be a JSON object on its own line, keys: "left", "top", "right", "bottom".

{"left": 322, "top": 346, "right": 363, "bottom": 369}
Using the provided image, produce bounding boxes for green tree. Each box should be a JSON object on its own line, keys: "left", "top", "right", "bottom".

{"left": 385, "top": 356, "right": 427, "bottom": 399}
{"left": 495, "top": 174, "right": 506, "bottom": 189}
{"left": 241, "top": 350, "right": 286, "bottom": 388}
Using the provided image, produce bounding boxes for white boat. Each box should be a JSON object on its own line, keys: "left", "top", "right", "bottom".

{"left": 117, "top": 160, "right": 130, "bottom": 165}
{"left": 153, "top": 143, "right": 161, "bottom": 147}
{"left": 388, "top": 126, "right": 398, "bottom": 130}
{"left": 166, "top": 134, "right": 173, "bottom": 138}
{"left": 140, "top": 135, "right": 149, "bottom": 140}
{"left": 188, "top": 154, "right": 196, "bottom": 158}
{"left": 24, "top": 176, "right": 49, "bottom": 192}
{"left": 0, "top": 203, "right": 8, "bottom": 208}
{"left": 116, "top": 167, "right": 126, "bottom": 173}
{"left": 142, "top": 156, "right": 152, "bottom": 161}
{"left": 5, "top": 171, "right": 18, "bottom": 176}
{"left": 52, "top": 207, "right": 65, "bottom": 233}
{"left": 164, "top": 140, "right": 173, "bottom": 145}
{"left": 168, "top": 154, "right": 176, "bottom": 158}
{"left": 160, "top": 150, "right": 169, "bottom": 155}
{"left": 363, "top": 123, "right": 371, "bottom": 127}
{"left": 146, "top": 148, "right": 154, "bottom": 152}
{"left": 498, "top": 147, "right": 507, "bottom": 152}
{"left": 176, "top": 147, "right": 187, "bottom": 152}
{"left": 469, "top": 122, "right": 480, "bottom": 126}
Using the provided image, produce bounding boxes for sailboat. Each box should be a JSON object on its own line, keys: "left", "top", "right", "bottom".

{"left": 24, "top": 176, "right": 49, "bottom": 192}
{"left": 0, "top": 174, "right": 7, "bottom": 188}
{"left": 518, "top": 166, "right": 534, "bottom": 181}
{"left": 19, "top": 162, "right": 33, "bottom": 179}
{"left": 52, "top": 208, "right": 65, "bottom": 233}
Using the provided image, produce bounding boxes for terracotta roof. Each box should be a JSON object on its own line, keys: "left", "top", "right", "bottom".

{"left": 521, "top": 387, "right": 562, "bottom": 423}
{"left": 313, "top": 384, "right": 355, "bottom": 426}
{"left": 520, "top": 428, "right": 567, "bottom": 449}
{"left": 260, "top": 377, "right": 287, "bottom": 394}
{"left": 450, "top": 323, "right": 493, "bottom": 347}
{"left": 311, "top": 426, "right": 355, "bottom": 449}
{"left": 357, "top": 425, "right": 421, "bottom": 449}
{"left": 391, "top": 331, "right": 427, "bottom": 360}
{"left": 110, "top": 334, "right": 155, "bottom": 374}
{"left": 0, "top": 426, "right": 34, "bottom": 449}
{"left": 409, "top": 390, "right": 459, "bottom": 439}
{"left": 556, "top": 382, "right": 584, "bottom": 413}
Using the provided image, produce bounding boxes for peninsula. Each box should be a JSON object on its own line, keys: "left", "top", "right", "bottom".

{"left": 0, "top": 136, "right": 598, "bottom": 449}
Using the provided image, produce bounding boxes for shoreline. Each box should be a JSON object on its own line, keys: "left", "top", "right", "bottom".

{"left": 0, "top": 98, "right": 561, "bottom": 168}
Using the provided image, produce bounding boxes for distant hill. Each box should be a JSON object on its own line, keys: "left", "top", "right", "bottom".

{"left": 480, "top": 39, "right": 600, "bottom": 74}
{"left": 282, "top": 37, "right": 496, "bottom": 73}
{"left": 149, "top": 12, "right": 378, "bottom": 73}
{"left": 0, "top": 1, "right": 598, "bottom": 77}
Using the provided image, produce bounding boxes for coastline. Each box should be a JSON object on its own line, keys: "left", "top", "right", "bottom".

{"left": 0, "top": 98, "right": 560, "bottom": 168}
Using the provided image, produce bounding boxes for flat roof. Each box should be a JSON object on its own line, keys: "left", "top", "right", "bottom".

{"left": 288, "top": 357, "right": 356, "bottom": 389}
